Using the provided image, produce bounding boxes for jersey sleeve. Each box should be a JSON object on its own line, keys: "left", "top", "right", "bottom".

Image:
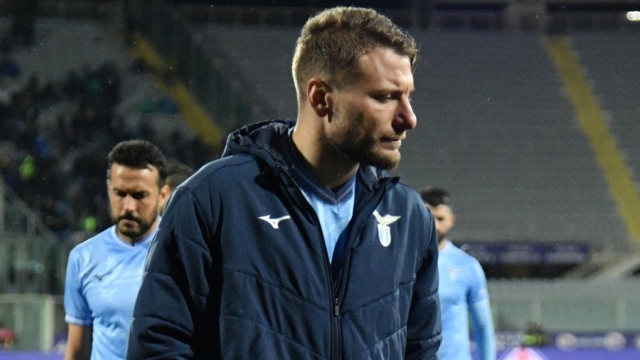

{"left": 64, "top": 248, "right": 92, "bottom": 326}
{"left": 467, "top": 259, "right": 496, "bottom": 360}
{"left": 466, "top": 260, "right": 489, "bottom": 306}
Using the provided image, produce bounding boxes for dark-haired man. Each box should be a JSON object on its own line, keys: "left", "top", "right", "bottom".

{"left": 159, "top": 158, "right": 194, "bottom": 214}
{"left": 421, "top": 187, "right": 495, "bottom": 360}
{"left": 64, "top": 140, "right": 169, "bottom": 360}
{"left": 128, "top": 7, "right": 441, "bottom": 359}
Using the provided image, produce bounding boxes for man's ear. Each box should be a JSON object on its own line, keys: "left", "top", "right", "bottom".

{"left": 158, "top": 184, "right": 171, "bottom": 213}
{"left": 307, "top": 77, "right": 332, "bottom": 117}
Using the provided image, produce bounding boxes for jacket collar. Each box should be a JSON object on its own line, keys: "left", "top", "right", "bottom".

{"left": 222, "top": 120, "right": 396, "bottom": 191}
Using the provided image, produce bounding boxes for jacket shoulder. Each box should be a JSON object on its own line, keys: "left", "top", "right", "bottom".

{"left": 393, "top": 181, "right": 424, "bottom": 202}
{"left": 390, "top": 181, "right": 432, "bottom": 218}
{"left": 181, "top": 154, "right": 262, "bottom": 192}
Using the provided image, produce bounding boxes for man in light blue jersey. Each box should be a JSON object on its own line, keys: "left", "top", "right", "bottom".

{"left": 63, "top": 140, "right": 170, "bottom": 360}
{"left": 421, "top": 187, "right": 496, "bottom": 360}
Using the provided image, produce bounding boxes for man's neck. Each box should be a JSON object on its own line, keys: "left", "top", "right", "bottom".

{"left": 117, "top": 218, "right": 159, "bottom": 246}
{"left": 438, "top": 239, "right": 448, "bottom": 252}
{"left": 291, "top": 124, "right": 358, "bottom": 190}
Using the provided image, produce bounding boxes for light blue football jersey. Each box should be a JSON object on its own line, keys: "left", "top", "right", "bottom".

{"left": 284, "top": 128, "right": 355, "bottom": 265}
{"left": 438, "top": 240, "right": 496, "bottom": 360}
{"left": 64, "top": 226, "right": 156, "bottom": 360}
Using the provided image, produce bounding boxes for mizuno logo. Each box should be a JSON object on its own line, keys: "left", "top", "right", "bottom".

{"left": 258, "top": 215, "right": 291, "bottom": 229}
{"left": 93, "top": 271, "right": 112, "bottom": 281}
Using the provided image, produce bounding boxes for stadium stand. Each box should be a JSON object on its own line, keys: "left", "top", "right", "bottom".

{"left": 1, "top": 18, "right": 216, "bottom": 236}
{"left": 399, "top": 31, "right": 631, "bottom": 250}
{"left": 0, "top": 17, "right": 219, "bottom": 297}
{"left": 570, "top": 33, "right": 640, "bottom": 188}
{"left": 0, "top": 12, "right": 222, "bottom": 350}
{"left": 196, "top": 24, "right": 299, "bottom": 120}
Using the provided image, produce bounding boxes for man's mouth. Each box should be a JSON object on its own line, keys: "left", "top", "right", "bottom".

{"left": 380, "top": 137, "right": 403, "bottom": 149}
{"left": 119, "top": 218, "right": 139, "bottom": 226}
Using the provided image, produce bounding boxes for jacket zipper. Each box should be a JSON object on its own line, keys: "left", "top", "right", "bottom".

{"left": 303, "top": 188, "right": 343, "bottom": 359}
{"left": 276, "top": 166, "right": 393, "bottom": 360}
{"left": 330, "top": 179, "right": 393, "bottom": 360}
{"left": 333, "top": 297, "right": 342, "bottom": 360}
{"left": 276, "top": 168, "right": 341, "bottom": 359}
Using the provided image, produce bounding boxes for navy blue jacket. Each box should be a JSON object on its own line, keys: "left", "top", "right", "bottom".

{"left": 127, "top": 120, "right": 441, "bottom": 359}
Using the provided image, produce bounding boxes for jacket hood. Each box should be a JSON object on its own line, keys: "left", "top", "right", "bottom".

{"left": 221, "top": 120, "right": 397, "bottom": 188}
{"left": 222, "top": 119, "right": 293, "bottom": 167}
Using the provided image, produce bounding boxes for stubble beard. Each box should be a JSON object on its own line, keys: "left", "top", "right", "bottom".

{"left": 331, "top": 112, "right": 401, "bottom": 171}
{"left": 112, "top": 213, "right": 155, "bottom": 241}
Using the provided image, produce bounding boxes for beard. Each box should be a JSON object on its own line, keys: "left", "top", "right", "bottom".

{"left": 112, "top": 212, "right": 156, "bottom": 240}
{"left": 329, "top": 112, "right": 402, "bottom": 171}
{"left": 339, "top": 137, "right": 401, "bottom": 170}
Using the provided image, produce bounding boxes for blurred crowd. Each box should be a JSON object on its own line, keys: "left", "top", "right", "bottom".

{"left": 0, "top": 50, "right": 219, "bottom": 244}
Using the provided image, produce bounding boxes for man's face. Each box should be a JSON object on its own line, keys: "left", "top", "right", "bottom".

{"left": 326, "top": 47, "right": 416, "bottom": 170}
{"left": 426, "top": 204, "right": 456, "bottom": 242}
{"left": 107, "top": 163, "right": 166, "bottom": 243}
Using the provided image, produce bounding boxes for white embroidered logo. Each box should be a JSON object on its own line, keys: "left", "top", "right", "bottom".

{"left": 258, "top": 215, "right": 291, "bottom": 229}
{"left": 372, "top": 211, "right": 401, "bottom": 247}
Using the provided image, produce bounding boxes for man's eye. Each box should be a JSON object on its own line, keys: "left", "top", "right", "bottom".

{"left": 132, "top": 193, "right": 146, "bottom": 200}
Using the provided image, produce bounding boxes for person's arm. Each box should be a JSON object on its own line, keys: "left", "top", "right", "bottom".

{"left": 468, "top": 261, "right": 496, "bottom": 360}
{"left": 127, "top": 187, "right": 219, "bottom": 359}
{"left": 63, "top": 246, "right": 93, "bottom": 360}
{"left": 405, "top": 207, "right": 442, "bottom": 360}
{"left": 470, "top": 301, "right": 496, "bottom": 360}
{"left": 64, "top": 324, "right": 92, "bottom": 360}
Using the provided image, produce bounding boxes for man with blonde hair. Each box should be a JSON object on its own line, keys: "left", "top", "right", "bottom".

{"left": 128, "top": 7, "right": 441, "bottom": 359}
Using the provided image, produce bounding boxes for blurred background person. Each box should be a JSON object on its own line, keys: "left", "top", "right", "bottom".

{"left": 421, "top": 187, "right": 496, "bottom": 360}
{"left": 159, "top": 157, "right": 194, "bottom": 214}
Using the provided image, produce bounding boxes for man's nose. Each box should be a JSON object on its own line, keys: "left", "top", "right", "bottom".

{"left": 395, "top": 97, "right": 417, "bottom": 131}
{"left": 122, "top": 195, "right": 137, "bottom": 213}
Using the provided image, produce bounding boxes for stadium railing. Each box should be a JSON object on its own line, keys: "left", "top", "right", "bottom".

{"left": 0, "top": 179, "right": 69, "bottom": 295}
{"left": 488, "top": 279, "right": 640, "bottom": 332}
{"left": 0, "top": 294, "right": 58, "bottom": 351}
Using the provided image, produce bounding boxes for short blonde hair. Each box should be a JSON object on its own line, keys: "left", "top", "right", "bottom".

{"left": 292, "top": 7, "right": 418, "bottom": 105}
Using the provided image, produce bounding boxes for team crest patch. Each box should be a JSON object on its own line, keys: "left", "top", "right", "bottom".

{"left": 378, "top": 224, "right": 391, "bottom": 247}
{"left": 372, "top": 210, "right": 401, "bottom": 247}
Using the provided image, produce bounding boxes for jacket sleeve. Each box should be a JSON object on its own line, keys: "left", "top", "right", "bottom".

{"left": 405, "top": 206, "right": 442, "bottom": 360}
{"left": 127, "top": 187, "right": 220, "bottom": 359}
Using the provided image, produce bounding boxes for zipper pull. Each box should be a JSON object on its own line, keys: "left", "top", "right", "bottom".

{"left": 334, "top": 298, "right": 340, "bottom": 316}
